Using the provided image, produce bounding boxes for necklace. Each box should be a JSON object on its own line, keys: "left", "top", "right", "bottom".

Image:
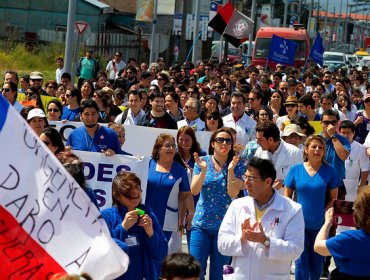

{"left": 84, "top": 125, "right": 99, "bottom": 151}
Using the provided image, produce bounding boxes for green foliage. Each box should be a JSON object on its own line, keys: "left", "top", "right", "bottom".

{"left": 0, "top": 42, "right": 64, "bottom": 81}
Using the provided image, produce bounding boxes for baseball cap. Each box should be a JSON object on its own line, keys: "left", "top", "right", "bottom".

{"left": 363, "top": 94, "right": 370, "bottom": 101}
{"left": 29, "top": 71, "right": 44, "bottom": 80}
{"left": 27, "top": 108, "right": 46, "bottom": 120}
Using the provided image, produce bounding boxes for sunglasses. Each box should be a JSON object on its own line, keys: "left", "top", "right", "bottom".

{"left": 214, "top": 86, "right": 222, "bottom": 89}
{"left": 47, "top": 108, "right": 60, "bottom": 113}
{"left": 215, "top": 137, "right": 232, "bottom": 145}
{"left": 285, "top": 104, "right": 297, "bottom": 108}
{"left": 2, "top": 88, "right": 10, "bottom": 92}
{"left": 157, "top": 78, "right": 163, "bottom": 81}
{"left": 206, "top": 116, "right": 218, "bottom": 120}
{"left": 322, "top": 120, "right": 337, "bottom": 126}
{"left": 31, "top": 79, "right": 42, "bottom": 82}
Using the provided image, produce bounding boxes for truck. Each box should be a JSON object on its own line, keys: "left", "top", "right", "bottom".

{"left": 251, "top": 25, "right": 310, "bottom": 68}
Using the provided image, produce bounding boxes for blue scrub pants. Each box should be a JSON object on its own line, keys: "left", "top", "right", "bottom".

{"left": 295, "top": 229, "right": 325, "bottom": 280}
{"left": 190, "top": 225, "right": 230, "bottom": 280}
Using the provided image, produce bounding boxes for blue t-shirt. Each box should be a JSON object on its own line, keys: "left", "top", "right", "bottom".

{"left": 61, "top": 106, "right": 81, "bottom": 121}
{"left": 145, "top": 159, "right": 190, "bottom": 231}
{"left": 322, "top": 132, "right": 351, "bottom": 181}
{"left": 192, "top": 155, "right": 244, "bottom": 230}
{"left": 284, "top": 163, "right": 340, "bottom": 230}
{"left": 326, "top": 229, "right": 370, "bottom": 277}
{"left": 66, "top": 125, "right": 124, "bottom": 154}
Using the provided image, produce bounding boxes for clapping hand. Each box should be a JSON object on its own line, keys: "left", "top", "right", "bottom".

{"left": 241, "top": 218, "right": 267, "bottom": 245}
{"left": 194, "top": 152, "right": 207, "bottom": 171}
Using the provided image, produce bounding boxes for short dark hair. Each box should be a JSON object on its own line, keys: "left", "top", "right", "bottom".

{"left": 320, "top": 93, "right": 334, "bottom": 103}
{"left": 68, "top": 87, "right": 82, "bottom": 105}
{"left": 255, "top": 120, "right": 280, "bottom": 142}
{"left": 141, "top": 71, "right": 152, "bottom": 80}
{"left": 231, "top": 91, "right": 247, "bottom": 104}
{"left": 149, "top": 91, "right": 164, "bottom": 101}
{"left": 61, "top": 72, "right": 71, "bottom": 81}
{"left": 339, "top": 119, "right": 355, "bottom": 133}
{"left": 321, "top": 109, "right": 339, "bottom": 121}
{"left": 161, "top": 253, "right": 201, "bottom": 280}
{"left": 80, "top": 99, "right": 99, "bottom": 113}
{"left": 298, "top": 95, "right": 315, "bottom": 108}
{"left": 47, "top": 99, "right": 63, "bottom": 117}
{"left": 248, "top": 157, "right": 276, "bottom": 183}
{"left": 41, "top": 127, "right": 65, "bottom": 154}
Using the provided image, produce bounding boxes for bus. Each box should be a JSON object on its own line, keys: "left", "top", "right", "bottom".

{"left": 251, "top": 26, "right": 310, "bottom": 68}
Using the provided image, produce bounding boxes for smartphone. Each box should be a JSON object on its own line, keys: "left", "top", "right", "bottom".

{"left": 333, "top": 200, "right": 355, "bottom": 227}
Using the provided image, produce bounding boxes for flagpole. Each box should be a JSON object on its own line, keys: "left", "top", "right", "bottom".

{"left": 301, "top": 33, "right": 318, "bottom": 79}
{"left": 208, "top": 7, "right": 237, "bottom": 63}
{"left": 186, "top": 30, "right": 203, "bottom": 62}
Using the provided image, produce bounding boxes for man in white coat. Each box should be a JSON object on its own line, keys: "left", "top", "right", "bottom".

{"left": 254, "top": 120, "right": 303, "bottom": 195}
{"left": 218, "top": 157, "right": 304, "bottom": 280}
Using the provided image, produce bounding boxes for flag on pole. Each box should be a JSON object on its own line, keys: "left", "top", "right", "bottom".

{"left": 0, "top": 95, "right": 129, "bottom": 279}
{"left": 208, "top": 1, "right": 254, "bottom": 48}
{"left": 309, "top": 32, "right": 325, "bottom": 66}
{"left": 267, "top": 35, "right": 297, "bottom": 66}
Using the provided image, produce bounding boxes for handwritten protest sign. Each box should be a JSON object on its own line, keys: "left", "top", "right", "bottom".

{"left": 0, "top": 96, "right": 128, "bottom": 279}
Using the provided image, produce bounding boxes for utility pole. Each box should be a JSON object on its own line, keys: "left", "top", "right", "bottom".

{"left": 323, "top": 0, "right": 329, "bottom": 48}
{"left": 192, "top": 0, "right": 200, "bottom": 63}
{"left": 149, "top": 0, "right": 158, "bottom": 64}
{"left": 283, "top": 1, "right": 289, "bottom": 27}
{"left": 64, "top": 0, "right": 76, "bottom": 77}
{"left": 247, "top": 0, "right": 256, "bottom": 65}
{"left": 307, "top": 0, "right": 314, "bottom": 35}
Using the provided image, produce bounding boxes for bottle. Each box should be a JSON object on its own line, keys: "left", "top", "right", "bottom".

{"left": 223, "top": 265, "right": 234, "bottom": 279}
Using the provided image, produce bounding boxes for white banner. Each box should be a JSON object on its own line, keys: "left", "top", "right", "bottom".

{"left": 73, "top": 151, "right": 150, "bottom": 210}
{"left": 0, "top": 96, "right": 128, "bottom": 279}
{"left": 49, "top": 121, "right": 212, "bottom": 157}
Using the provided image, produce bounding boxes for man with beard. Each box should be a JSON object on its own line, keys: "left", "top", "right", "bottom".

{"left": 138, "top": 92, "right": 178, "bottom": 129}
{"left": 66, "top": 99, "right": 124, "bottom": 156}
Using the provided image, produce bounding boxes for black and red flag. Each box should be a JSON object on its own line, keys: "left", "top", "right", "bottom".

{"left": 208, "top": 1, "right": 254, "bottom": 48}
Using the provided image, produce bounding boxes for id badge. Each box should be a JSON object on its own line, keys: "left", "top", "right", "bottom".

{"left": 125, "top": 235, "right": 139, "bottom": 247}
{"left": 366, "top": 123, "right": 370, "bottom": 131}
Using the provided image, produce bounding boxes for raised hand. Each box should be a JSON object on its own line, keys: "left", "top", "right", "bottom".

{"left": 138, "top": 214, "right": 154, "bottom": 237}
{"left": 194, "top": 152, "right": 207, "bottom": 171}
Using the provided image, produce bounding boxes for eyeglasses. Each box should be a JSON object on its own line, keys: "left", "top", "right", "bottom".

{"left": 163, "top": 143, "right": 176, "bottom": 149}
{"left": 2, "top": 88, "right": 10, "bottom": 92}
{"left": 285, "top": 104, "right": 297, "bottom": 108}
{"left": 47, "top": 108, "right": 60, "bottom": 113}
{"left": 31, "top": 79, "right": 42, "bottom": 82}
{"left": 206, "top": 116, "right": 218, "bottom": 120}
{"left": 215, "top": 137, "right": 232, "bottom": 145}
{"left": 242, "top": 175, "right": 264, "bottom": 183}
{"left": 184, "top": 105, "right": 196, "bottom": 110}
{"left": 42, "top": 140, "right": 50, "bottom": 146}
{"left": 322, "top": 120, "right": 337, "bottom": 126}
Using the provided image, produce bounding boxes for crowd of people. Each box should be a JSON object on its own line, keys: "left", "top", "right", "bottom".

{"left": 2, "top": 50, "right": 370, "bottom": 280}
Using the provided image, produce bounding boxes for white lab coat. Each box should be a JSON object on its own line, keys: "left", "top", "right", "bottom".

{"left": 254, "top": 140, "right": 303, "bottom": 195}
{"left": 218, "top": 193, "right": 304, "bottom": 280}
{"left": 222, "top": 113, "right": 256, "bottom": 146}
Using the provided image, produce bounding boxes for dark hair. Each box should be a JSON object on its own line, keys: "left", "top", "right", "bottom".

{"left": 291, "top": 116, "right": 315, "bottom": 136}
{"left": 3, "top": 81, "right": 18, "bottom": 99}
{"left": 45, "top": 80, "right": 58, "bottom": 89}
{"left": 208, "top": 128, "right": 235, "bottom": 161}
{"left": 176, "top": 126, "right": 201, "bottom": 158}
{"left": 67, "top": 87, "right": 82, "bottom": 105}
{"left": 321, "top": 109, "right": 339, "bottom": 121}
{"left": 205, "top": 109, "right": 223, "bottom": 130}
{"left": 161, "top": 253, "right": 201, "bottom": 280}
{"left": 337, "top": 92, "right": 352, "bottom": 112}
{"left": 80, "top": 99, "right": 99, "bottom": 113}
{"left": 339, "top": 119, "right": 356, "bottom": 133}
{"left": 47, "top": 99, "right": 63, "bottom": 118}
{"left": 63, "top": 161, "right": 86, "bottom": 189}
{"left": 166, "top": 91, "right": 181, "bottom": 107}
{"left": 298, "top": 95, "right": 315, "bottom": 108}
{"left": 41, "top": 127, "right": 65, "bottom": 154}
{"left": 231, "top": 91, "right": 247, "bottom": 104}
{"left": 152, "top": 133, "right": 175, "bottom": 160}
{"left": 128, "top": 89, "right": 142, "bottom": 100}
{"left": 257, "top": 106, "right": 273, "bottom": 121}
{"left": 4, "top": 70, "right": 19, "bottom": 82}
{"left": 255, "top": 120, "right": 280, "bottom": 142}
{"left": 149, "top": 91, "right": 165, "bottom": 101}
{"left": 141, "top": 71, "right": 152, "bottom": 80}
{"left": 320, "top": 93, "right": 334, "bottom": 103}
{"left": 20, "top": 74, "right": 30, "bottom": 83}
{"left": 113, "top": 88, "right": 126, "bottom": 101}
{"left": 61, "top": 72, "right": 71, "bottom": 81}
{"left": 163, "top": 83, "right": 176, "bottom": 94}
{"left": 247, "top": 157, "right": 276, "bottom": 183}
{"left": 112, "top": 171, "right": 141, "bottom": 205}
{"left": 353, "top": 188, "right": 370, "bottom": 234}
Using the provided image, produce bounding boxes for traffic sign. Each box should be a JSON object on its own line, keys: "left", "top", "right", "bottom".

{"left": 75, "top": 22, "right": 88, "bottom": 34}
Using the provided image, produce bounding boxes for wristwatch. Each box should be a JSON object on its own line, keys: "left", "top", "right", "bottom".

{"left": 263, "top": 236, "right": 270, "bottom": 247}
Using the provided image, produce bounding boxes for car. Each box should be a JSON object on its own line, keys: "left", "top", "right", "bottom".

{"left": 354, "top": 49, "right": 369, "bottom": 60}
{"left": 357, "top": 56, "right": 370, "bottom": 71}
{"left": 323, "top": 51, "right": 346, "bottom": 64}
{"left": 324, "top": 61, "right": 348, "bottom": 73}
{"left": 346, "top": 54, "right": 359, "bottom": 67}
